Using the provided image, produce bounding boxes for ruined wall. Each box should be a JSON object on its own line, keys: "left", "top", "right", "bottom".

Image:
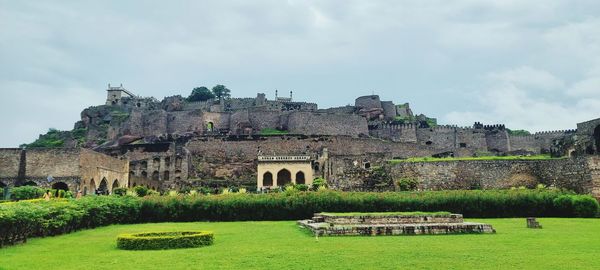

{"left": 416, "top": 126, "right": 457, "bottom": 149}
{"left": 485, "top": 130, "right": 510, "bottom": 153}
{"left": 79, "top": 148, "right": 129, "bottom": 193}
{"left": 119, "top": 143, "right": 190, "bottom": 191}
{"left": 369, "top": 124, "right": 417, "bottom": 143}
{"left": 185, "top": 135, "right": 439, "bottom": 183}
{"left": 534, "top": 130, "right": 576, "bottom": 153}
{"left": 381, "top": 101, "right": 397, "bottom": 120}
{"left": 25, "top": 148, "right": 81, "bottom": 179}
{"left": 355, "top": 95, "right": 382, "bottom": 110}
{"left": 0, "top": 149, "right": 21, "bottom": 183}
{"left": 389, "top": 158, "right": 594, "bottom": 194}
{"left": 508, "top": 135, "right": 538, "bottom": 153}
{"left": 248, "top": 110, "right": 283, "bottom": 132}
{"left": 286, "top": 112, "right": 368, "bottom": 137}
{"left": 318, "top": 106, "right": 356, "bottom": 114}
{"left": 167, "top": 110, "right": 204, "bottom": 134}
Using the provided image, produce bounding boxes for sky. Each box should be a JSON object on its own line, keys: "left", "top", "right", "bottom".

{"left": 0, "top": 0, "right": 599, "bottom": 147}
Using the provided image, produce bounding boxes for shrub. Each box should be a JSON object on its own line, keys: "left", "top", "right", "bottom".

{"left": 112, "top": 188, "right": 128, "bottom": 196}
{"left": 133, "top": 186, "right": 149, "bottom": 197}
{"left": 312, "top": 178, "right": 327, "bottom": 190}
{"left": 295, "top": 184, "right": 309, "bottom": 192}
{"left": 116, "top": 231, "right": 214, "bottom": 250}
{"left": 10, "top": 186, "right": 45, "bottom": 201}
{"left": 396, "top": 178, "right": 419, "bottom": 191}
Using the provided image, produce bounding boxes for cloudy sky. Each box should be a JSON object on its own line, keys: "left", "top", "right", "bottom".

{"left": 1, "top": 1, "right": 599, "bottom": 147}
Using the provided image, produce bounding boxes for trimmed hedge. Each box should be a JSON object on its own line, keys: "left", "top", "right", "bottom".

{"left": 117, "top": 231, "right": 214, "bottom": 250}
{"left": 0, "top": 190, "right": 598, "bottom": 247}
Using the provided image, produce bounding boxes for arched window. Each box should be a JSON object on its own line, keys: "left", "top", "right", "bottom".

{"left": 152, "top": 171, "right": 160, "bottom": 181}
{"left": 98, "top": 178, "right": 108, "bottom": 195}
{"left": 163, "top": 171, "right": 170, "bottom": 181}
{"left": 112, "top": 180, "right": 120, "bottom": 191}
{"left": 89, "top": 179, "right": 96, "bottom": 193}
{"left": 277, "top": 169, "right": 291, "bottom": 186}
{"left": 141, "top": 161, "right": 148, "bottom": 170}
{"left": 141, "top": 171, "right": 148, "bottom": 178}
{"left": 263, "top": 172, "right": 273, "bottom": 186}
{"left": 51, "top": 182, "right": 69, "bottom": 191}
{"left": 175, "top": 157, "right": 183, "bottom": 169}
{"left": 153, "top": 157, "right": 161, "bottom": 169}
{"left": 296, "top": 171, "right": 305, "bottom": 185}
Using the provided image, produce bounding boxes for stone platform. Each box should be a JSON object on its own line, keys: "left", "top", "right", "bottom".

{"left": 298, "top": 212, "right": 495, "bottom": 236}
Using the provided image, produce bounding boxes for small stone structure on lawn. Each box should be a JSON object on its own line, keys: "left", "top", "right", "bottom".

{"left": 526, "top": 217, "right": 542, "bottom": 229}
{"left": 298, "top": 212, "right": 496, "bottom": 236}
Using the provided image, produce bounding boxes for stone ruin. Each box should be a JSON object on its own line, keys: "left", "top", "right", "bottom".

{"left": 298, "top": 212, "right": 496, "bottom": 236}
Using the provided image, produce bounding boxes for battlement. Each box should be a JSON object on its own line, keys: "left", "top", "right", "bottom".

{"left": 534, "top": 129, "right": 577, "bottom": 135}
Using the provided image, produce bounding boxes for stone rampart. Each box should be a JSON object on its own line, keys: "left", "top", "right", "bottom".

{"left": 389, "top": 158, "right": 594, "bottom": 194}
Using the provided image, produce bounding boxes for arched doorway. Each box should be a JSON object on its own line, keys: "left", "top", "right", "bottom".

{"left": 89, "top": 179, "right": 96, "bottom": 195}
{"left": 51, "top": 182, "right": 69, "bottom": 191}
{"left": 23, "top": 181, "right": 37, "bottom": 186}
{"left": 83, "top": 186, "right": 88, "bottom": 196}
{"left": 277, "top": 169, "right": 291, "bottom": 186}
{"left": 594, "top": 125, "right": 600, "bottom": 154}
{"left": 263, "top": 172, "right": 273, "bottom": 186}
{"left": 207, "top": 122, "right": 214, "bottom": 132}
{"left": 112, "top": 180, "right": 120, "bottom": 192}
{"left": 97, "top": 178, "right": 108, "bottom": 195}
{"left": 296, "top": 171, "right": 305, "bottom": 185}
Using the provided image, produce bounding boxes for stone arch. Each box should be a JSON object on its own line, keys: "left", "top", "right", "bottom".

{"left": 163, "top": 171, "right": 170, "bottom": 180}
{"left": 141, "top": 171, "right": 148, "bottom": 178}
{"left": 277, "top": 169, "right": 292, "bottom": 186}
{"left": 175, "top": 157, "right": 183, "bottom": 169}
{"left": 313, "top": 162, "right": 320, "bottom": 171}
{"left": 51, "top": 182, "right": 69, "bottom": 191}
{"left": 89, "top": 179, "right": 96, "bottom": 193}
{"left": 23, "top": 181, "right": 37, "bottom": 186}
{"left": 296, "top": 171, "right": 305, "bottom": 185}
{"left": 164, "top": 157, "right": 171, "bottom": 167}
{"left": 112, "top": 179, "right": 120, "bottom": 191}
{"left": 152, "top": 171, "right": 160, "bottom": 181}
{"left": 263, "top": 172, "right": 273, "bottom": 186}
{"left": 141, "top": 161, "right": 148, "bottom": 170}
{"left": 98, "top": 178, "right": 108, "bottom": 195}
{"left": 153, "top": 157, "right": 161, "bottom": 169}
{"left": 594, "top": 125, "right": 600, "bottom": 154}
{"left": 207, "top": 121, "right": 214, "bottom": 132}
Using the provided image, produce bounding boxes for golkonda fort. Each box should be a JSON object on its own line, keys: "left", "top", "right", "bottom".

{"left": 1, "top": 1, "right": 600, "bottom": 270}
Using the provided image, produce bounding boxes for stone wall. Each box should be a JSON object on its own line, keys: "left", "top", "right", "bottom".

{"left": 79, "top": 148, "right": 129, "bottom": 194}
{"left": 389, "top": 158, "right": 594, "bottom": 194}
{"left": 25, "top": 148, "right": 81, "bottom": 179}
{"left": 0, "top": 149, "right": 21, "bottom": 183}
{"left": 286, "top": 112, "right": 368, "bottom": 137}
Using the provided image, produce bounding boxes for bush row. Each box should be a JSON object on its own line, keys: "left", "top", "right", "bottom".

{"left": 116, "top": 231, "right": 214, "bottom": 250}
{"left": 0, "top": 190, "right": 598, "bottom": 247}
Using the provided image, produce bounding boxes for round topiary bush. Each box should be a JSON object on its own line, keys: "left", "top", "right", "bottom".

{"left": 116, "top": 231, "right": 214, "bottom": 250}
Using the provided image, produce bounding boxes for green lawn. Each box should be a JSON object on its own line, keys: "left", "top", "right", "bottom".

{"left": 1, "top": 219, "right": 599, "bottom": 269}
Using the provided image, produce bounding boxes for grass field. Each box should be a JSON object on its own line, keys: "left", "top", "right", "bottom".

{"left": 1, "top": 218, "right": 599, "bottom": 269}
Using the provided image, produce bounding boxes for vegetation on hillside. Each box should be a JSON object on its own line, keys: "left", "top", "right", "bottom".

{"left": 259, "top": 128, "right": 289, "bottom": 135}
{"left": 20, "top": 127, "right": 88, "bottom": 148}
{"left": 389, "top": 154, "right": 561, "bottom": 163}
{"left": 187, "top": 85, "right": 232, "bottom": 102}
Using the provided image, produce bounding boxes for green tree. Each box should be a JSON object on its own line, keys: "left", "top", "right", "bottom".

{"left": 188, "top": 87, "right": 215, "bottom": 102}
{"left": 211, "top": 85, "right": 231, "bottom": 99}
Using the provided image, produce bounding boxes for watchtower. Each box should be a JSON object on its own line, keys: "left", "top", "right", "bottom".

{"left": 106, "top": 84, "right": 136, "bottom": 106}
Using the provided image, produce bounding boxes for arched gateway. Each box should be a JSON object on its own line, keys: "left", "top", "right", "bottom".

{"left": 256, "top": 155, "right": 314, "bottom": 190}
